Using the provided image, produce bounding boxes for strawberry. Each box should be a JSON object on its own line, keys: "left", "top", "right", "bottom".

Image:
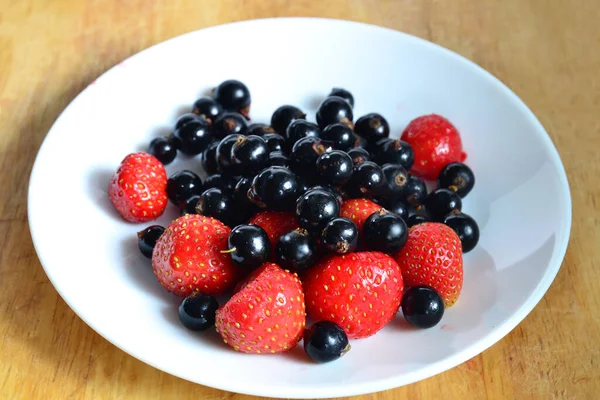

{"left": 394, "top": 222, "right": 463, "bottom": 306}
{"left": 340, "top": 198, "right": 382, "bottom": 234}
{"left": 215, "top": 263, "right": 305, "bottom": 354}
{"left": 249, "top": 211, "right": 299, "bottom": 251}
{"left": 152, "top": 214, "right": 239, "bottom": 297}
{"left": 303, "top": 251, "right": 404, "bottom": 339}
{"left": 108, "top": 152, "right": 168, "bottom": 223}
{"left": 401, "top": 114, "right": 467, "bottom": 180}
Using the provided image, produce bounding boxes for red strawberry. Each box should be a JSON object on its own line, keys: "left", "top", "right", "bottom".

{"left": 152, "top": 214, "right": 239, "bottom": 297}
{"left": 401, "top": 114, "right": 467, "bottom": 180}
{"left": 340, "top": 199, "right": 382, "bottom": 234}
{"left": 303, "top": 251, "right": 404, "bottom": 339}
{"left": 249, "top": 211, "right": 299, "bottom": 251}
{"left": 108, "top": 152, "right": 168, "bottom": 223}
{"left": 215, "top": 263, "right": 305, "bottom": 354}
{"left": 394, "top": 222, "right": 463, "bottom": 306}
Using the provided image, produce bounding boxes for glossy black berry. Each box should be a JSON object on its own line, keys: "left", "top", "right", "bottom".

{"left": 347, "top": 147, "right": 370, "bottom": 166}
{"left": 178, "top": 293, "right": 219, "bottom": 331}
{"left": 346, "top": 161, "right": 385, "bottom": 198}
{"left": 321, "top": 123, "right": 357, "bottom": 152}
{"left": 216, "top": 134, "right": 244, "bottom": 176}
{"left": 263, "top": 133, "right": 286, "bottom": 153}
{"left": 137, "top": 225, "right": 165, "bottom": 258}
{"left": 233, "top": 176, "right": 253, "bottom": 204}
{"left": 322, "top": 217, "right": 358, "bottom": 254}
{"left": 275, "top": 228, "right": 317, "bottom": 273}
{"left": 424, "top": 188, "right": 462, "bottom": 221}
{"left": 316, "top": 97, "right": 353, "bottom": 129}
{"left": 296, "top": 189, "right": 340, "bottom": 233}
{"left": 213, "top": 79, "right": 251, "bottom": 117}
{"left": 285, "top": 120, "right": 321, "bottom": 151}
{"left": 290, "top": 136, "right": 331, "bottom": 177}
{"left": 249, "top": 166, "right": 300, "bottom": 211}
{"left": 443, "top": 212, "right": 480, "bottom": 253}
{"left": 271, "top": 105, "right": 306, "bottom": 135}
{"left": 268, "top": 151, "right": 290, "bottom": 167}
{"left": 201, "top": 141, "right": 219, "bottom": 175}
{"left": 231, "top": 135, "right": 269, "bottom": 175}
{"left": 149, "top": 137, "right": 177, "bottom": 165}
{"left": 196, "top": 187, "right": 237, "bottom": 227}
{"left": 437, "top": 162, "right": 475, "bottom": 198}
{"left": 213, "top": 112, "right": 248, "bottom": 140}
{"left": 316, "top": 150, "right": 353, "bottom": 187}
{"left": 310, "top": 185, "right": 345, "bottom": 207}
{"left": 303, "top": 321, "right": 350, "bottom": 363}
{"left": 402, "top": 286, "right": 444, "bottom": 329}
{"left": 381, "top": 164, "right": 409, "bottom": 200}
{"left": 368, "top": 137, "right": 394, "bottom": 154}
{"left": 404, "top": 175, "right": 428, "bottom": 205}
{"left": 174, "top": 119, "right": 213, "bottom": 155}
{"left": 175, "top": 113, "right": 201, "bottom": 130}
{"left": 375, "top": 139, "right": 414, "bottom": 170}
{"left": 354, "top": 113, "right": 389, "bottom": 144}
{"left": 203, "top": 174, "right": 238, "bottom": 194}
{"left": 406, "top": 205, "right": 430, "bottom": 227}
{"left": 226, "top": 225, "right": 271, "bottom": 270}
{"left": 179, "top": 194, "right": 200, "bottom": 216}
{"left": 192, "top": 97, "right": 223, "bottom": 123}
{"left": 363, "top": 209, "right": 408, "bottom": 254}
{"left": 248, "top": 123, "right": 276, "bottom": 137}
{"left": 166, "top": 170, "right": 203, "bottom": 206}
{"left": 327, "top": 88, "right": 354, "bottom": 107}
{"left": 386, "top": 198, "right": 409, "bottom": 220}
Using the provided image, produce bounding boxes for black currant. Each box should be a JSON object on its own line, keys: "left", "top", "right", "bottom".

{"left": 149, "top": 136, "right": 177, "bottom": 165}
{"left": 249, "top": 166, "right": 300, "bottom": 211}
{"left": 263, "top": 133, "right": 286, "bottom": 153}
{"left": 192, "top": 97, "right": 223, "bottom": 124}
{"left": 216, "top": 133, "right": 244, "bottom": 176}
{"left": 175, "top": 113, "right": 201, "bottom": 130}
{"left": 195, "top": 187, "right": 237, "bottom": 227}
{"left": 179, "top": 194, "right": 200, "bottom": 216}
{"left": 386, "top": 198, "right": 409, "bottom": 220}
{"left": 443, "top": 212, "right": 480, "bottom": 253}
{"left": 231, "top": 135, "right": 269, "bottom": 175}
{"left": 247, "top": 123, "right": 276, "bottom": 137}
{"left": 201, "top": 141, "right": 219, "bottom": 175}
{"left": 137, "top": 225, "right": 165, "bottom": 258}
{"left": 174, "top": 119, "right": 213, "bottom": 155}
{"left": 203, "top": 173, "right": 238, "bottom": 194}
{"left": 316, "top": 150, "right": 353, "bottom": 187}
{"left": 424, "top": 188, "right": 462, "bottom": 221}
{"left": 303, "top": 321, "right": 350, "bottom": 363}
{"left": 402, "top": 286, "right": 444, "bottom": 329}
{"left": 327, "top": 88, "right": 354, "bottom": 107}
{"left": 363, "top": 209, "right": 408, "bottom": 254}
{"left": 406, "top": 205, "right": 430, "bottom": 227}
{"left": 320, "top": 123, "right": 357, "bottom": 152}
{"left": 166, "top": 170, "right": 203, "bottom": 206}
{"left": 375, "top": 139, "right": 414, "bottom": 170}
{"left": 296, "top": 189, "right": 340, "bottom": 233}
{"left": 381, "top": 164, "right": 409, "bottom": 200}
{"left": 178, "top": 293, "right": 219, "bottom": 331}
{"left": 404, "top": 175, "right": 428, "bottom": 205}
{"left": 225, "top": 224, "right": 271, "bottom": 270}
{"left": 275, "top": 228, "right": 318, "bottom": 273}
{"left": 271, "top": 105, "right": 306, "bottom": 135}
{"left": 322, "top": 217, "right": 358, "bottom": 254}
{"left": 285, "top": 120, "right": 321, "bottom": 151}
{"left": 268, "top": 151, "right": 290, "bottom": 167}
{"left": 290, "top": 136, "right": 331, "bottom": 177}
{"left": 213, "top": 112, "right": 248, "bottom": 140}
{"left": 437, "top": 162, "right": 475, "bottom": 198}
{"left": 316, "top": 97, "right": 353, "bottom": 129}
{"left": 213, "top": 79, "right": 251, "bottom": 117}
{"left": 347, "top": 147, "right": 370, "bottom": 166}
{"left": 354, "top": 113, "right": 389, "bottom": 144}
{"left": 346, "top": 161, "right": 385, "bottom": 198}
{"left": 310, "top": 185, "right": 345, "bottom": 207}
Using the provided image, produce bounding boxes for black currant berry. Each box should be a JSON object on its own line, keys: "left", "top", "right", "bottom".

{"left": 271, "top": 105, "right": 306, "bottom": 135}
{"left": 149, "top": 136, "right": 177, "bottom": 165}
{"left": 192, "top": 97, "right": 223, "bottom": 124}
{"left": 213, "top": 79, "right": 251, "bottom": 117}
{"left": 290, "top": 136, "right": 331, "bottom": 177}
{"left": 137, "top": 225, "right": 165, "bottom": 258}
{"left": 404, "top": 175, "right": 428, "bottom": 205}
{"left": 321, "top": 217, "right": 358, "bottom": 254}
{"left": 347, "top": 147, "right": 370, "bottom": 166}
{"left": 268, "top": 151, "right": 290, "bottom": 167}
{"left": 195, "top": 187, "right": 237, "bottom": 227}
{"left": 275, "top": 228, "right": 318, "bottom": 273}
{"left": 375, "top": 139, "right": 414, "bottom": 170}
{"left": 386, "top": 198, "right": 409, "bottom": 220}
{"left": 354, "top": 113, "right": 389, "bottom": 144}
{"left": 213, "top": 112, "right": 248, "bottom": 140}
{"left": 296, "top": 189, "right": 340, "bottom": 233}
{"left": 247, "top": 123, "right": 276, "bottom": 137}
{"left": 406, "top": 205, "right": 430, "bottom": 227}
{"left": 174, "top": 119, "right": 213, "bottom": 155}
{"left": 443, "top": 212, "right": 480, "bottom": 253}
{"left": 249, "top": 166, "right": 300, "bottom": 211}
{"left": 316, "top": 97, "right": 353, "bottom": 129}
{"left": 316, "top": 150, "right": 353, "bottom": 187}
{"left": 402, "top": 286, "right": 444, "bottom": 329}
{"left": 225, "top": 224, "right": 271, "bottom": 270}
{"left": 321, "top": 123, "right": 357, "bottom": 152}
{"left": 263, "top": 133, "right": 286, "bottom": 153}
{"left": 203, "top": 173, "right": 238, "bottom": 194}
{"left": 346, "top": 161, "right": 385, "bottom": 198}
{"left": 303, "top": 321, "right": 350, "bottom": 363}
{"left": 166, "top": 170, "right": 203, "bottom": 206}
{"left": 175, "top": 113, "right": 201, "bottom": 130}
{"left": 179, "top": 194, "right": 200, "bottom": 216}
{"left": 216, "top": 133, "right": 244, "bottom": 176}
{"left": 363, "top": 209, "right": 408, "bottom": 254}
{"left": 201, "top": 141, "right": 219, "bottom": 175}
{"left": 437, "top": 162, "right": 475, "bottom": 198}
{"left": 178, "top": 293, "right": 219, "bottom": 331}
{"left": 285, "top": 120, "right": 321, "bottom": 151}
{"left": 327, "top": 88, "right": 354, "bottom": 107}
{"left": 381, "top": 164, "right": 409, "bottom": 200}
{"left": 230, "top": 135, "right": 269, "bottom": 176}
{"left": 424, "top": 188, "right": 462, "bottom": 221}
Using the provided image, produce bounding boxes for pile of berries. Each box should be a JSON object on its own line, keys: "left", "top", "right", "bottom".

{"left": 110, "top": 80, "right": 480, "bottom": 363}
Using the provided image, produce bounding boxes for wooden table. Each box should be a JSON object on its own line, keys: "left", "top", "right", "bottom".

{"left": 1, "top": 1, "right": 598, "bottom": 399}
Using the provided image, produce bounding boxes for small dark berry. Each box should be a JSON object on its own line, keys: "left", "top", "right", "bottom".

{"left": 303, "top": 321, "right": 350, "bottom": 363}
{"left": 424, "top": 188, "right": 462, "bottom": 221}
{"left": 316, "top": 150, "right": 353, "bottom": 187}
{"left": 268, "top": 151, "right": 290, "bottom": 167}
{"left": 437, "top": 162, "right": 475, "bottom": 198}
{"left": 386, "top": 198, "right": 409, "bottom": 220}
{"left": 249, "top": 166, "right": 300, "bottom": 211}
{"left": 363, "top": 209, "right": 408, "bottom": 254}
{"left": 137, "top": 225, "right": 165, "bottom": 258}
{"left": 402, "top": 286, "right": 444, "bottom": 329}
{"left": 443, "top": 212, "right": 480, "bottom": 253}
{"left": 404, "top": 175, "right": 428, "bottom": 205}
{"left": 179, "top": 194, "right": 200, "bottom": 216}
{"left": 346, "top": 161, "right": 385, "bottom": 198}
{"left": 271, "top": 105, "right": 306, "bottom": 135}
{"left": 174, "top": 119, "right": 213, "bottom": 155}
{"left": 275, "top": 228, "right": 318, "bottom": 273}
{"left": 327, "top": 88, "right": 354, "bottom": 107}
{"left": 213, "top": 79, "right": 251, "bottom": 117}
{"left": 216, "top": 134, "right": 244, "bottom": 176}
{"left": 347, "top": 147, "right": 370, "bottom": 166}
{"left": 321, "top": 123, "right": 357, "bottom": 152}
{"left": 225, "top": 225, "right": 271, "bottom": 270}
{"left": 375, "top": 139, "right": 414, "bottom": 170}
{"left": 354, "top": 113, "right": 389, "bottom": 144}
{"left": 230, "top": 135, "right": 269, "bottom": 176}
{"left": 263, "top": 133, "right": 286, "bottom": 153}
{"left": 322, "top": 217, "right": 358, "bottom": 254}
{"left": 381, "top": 164, "right": 409, "bottom": 200}
{"left": 296, "top": 189, "right": 340, "bottom": 233}
{"left": 285, "top": 120, "right": 321, "bottom": 151}
{"left": 203, "top": 173, "right": 238, "bottom": 194}
{"left": 175, "top": 113, "right": 201, "bottom": 130}
{"left": 290, "top": 136, "right": 331, "bottom": 177}
{"left": 166, "top": 170, "right": 203, "bottom": 206}
{"left": 149, "top": 137, "right": 177, "bottom": 165}
{"left": 195, "top": 187, "right": 237, "bottom": 227}
{"left": 213, "top": 112, "right": 248, "bottom": 140}
{"left": 201, "top": 141, "right": 219, "bottom": 175}
{"left": 248, "top": 123, "right": 276, "bottom": 137}
{"left": 192, "top": 97, "right": 223, "bottom": 123}
{"left": 316, "top": 97, "right": 353, "bottom": 129}
{"left": 178, "top": 293, "right": 219, "bottom": 331}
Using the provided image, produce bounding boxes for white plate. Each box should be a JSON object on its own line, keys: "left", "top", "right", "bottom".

{"left": 28, "top": 18, "right": 571, "bottom": 399}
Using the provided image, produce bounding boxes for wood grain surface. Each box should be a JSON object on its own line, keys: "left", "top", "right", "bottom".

{"left": 1, "top": 1, "right": 599, "bottom": 399}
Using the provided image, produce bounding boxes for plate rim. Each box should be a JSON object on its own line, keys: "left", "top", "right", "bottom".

{"left": 27, "top": 17, "right": 572, "bottom": 399}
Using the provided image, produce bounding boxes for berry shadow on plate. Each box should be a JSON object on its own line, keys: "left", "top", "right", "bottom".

{"left": 159, "top": 304, "right": 230, "bottom": 349}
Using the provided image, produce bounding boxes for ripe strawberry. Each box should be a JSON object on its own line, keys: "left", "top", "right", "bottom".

{"left": 340, "top": 198, "right": 382, "bottom": 234}
{"left": 249, "top": 211, "right": 299, "bottom": 251}
{"left": 152, "top": 214, "right": 239, "bottom": 297}
{"left": 108, "top": 152, "right": 168, "bottom": 223}
{"left": 401, "top": 114, "right": 467, "bottom": 180}
{"left": 215, "top": 263, "right": 305, "bottom": 354}
{"left": 303, "top": 251, "right": 403, "bottom": 339}
{"left": 394, "top": 222, "right": 463, "bottom": 306}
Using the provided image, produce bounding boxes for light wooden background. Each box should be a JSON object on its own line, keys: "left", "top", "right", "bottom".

{"left": 1, "top": 1, "right": 599, "bottom": 399}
